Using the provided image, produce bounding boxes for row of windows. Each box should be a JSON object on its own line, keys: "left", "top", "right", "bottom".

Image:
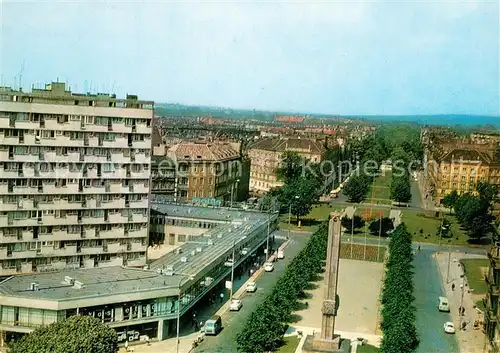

{"left": 1, "top": 179, "right": 149, "bottom": 187}
{"left": 2, "top": 223, "right": 147, "bottom": 236}
{"left": 2, "top": 112, "right": 151, "bottom": 125}
{"left": 1, "top": 194, "right": 147, "bottom": 203}
{"left": 1, "top": 252, "right": 145, "bottom": 269}
{"left": 3, "top": 238, "right": 146, "bottom": 251}
{"left": 1, "top": 128, "right": 149, "bottom": 141}
{"left": 0, "top": 145, "right": 150, "bottom": 156}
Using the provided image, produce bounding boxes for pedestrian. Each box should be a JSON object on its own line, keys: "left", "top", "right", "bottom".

{"left": 458, "top": 306, "right": 462, "bottom": 316}
{"left": 194, "top": 320, "right": 199, "bottom": 331}
{"left": 124, "top": 340, "right": 129, "bottom": 352}
{"left": 220, "top": 292, "right": 224, "bottom": 303}
{"left": 417, "top": 245, "right": 421, "bottom": 252}
{"left": 461, "top": 307, "right": 465, "bottom": 316}
{"left": 452, "top": 283, "right": 455, "bottom": 291}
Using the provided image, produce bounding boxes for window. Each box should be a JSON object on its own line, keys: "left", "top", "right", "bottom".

{"left": 178, "top": 234, "right": 186, "bottom": 242}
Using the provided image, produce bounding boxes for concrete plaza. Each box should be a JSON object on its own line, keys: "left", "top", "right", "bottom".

{"left": 288, "top": 258, "right": 384, "bottom": 350}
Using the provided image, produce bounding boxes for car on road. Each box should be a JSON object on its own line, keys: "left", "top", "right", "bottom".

{"left": 444, "top": 322, "right": 455, "bottom": 334}
{"left": 264, "top": 262, "right": 274, "bottom": 272}
{"left": 229, "top": 299, "right": 242, "bottom": 311}
{"left": 246, "top": 282, "right": 257, "bottom": 293}
{"left": 277, "top": 249, "right": 284, "bottom": 259}
{"left": 438, "top": 296, "right": 450, "bottom": 312}
{"left": 203, "top": 315, "right": 222, "bottom": 335}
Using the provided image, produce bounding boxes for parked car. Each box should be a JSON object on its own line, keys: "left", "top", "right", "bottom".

{"left": 277, "top": 249, "right": 284, "bottom": 259}
{"left": 246, "top": 282, "right": 257, "bottom": 293}
{"left": 203, "top": 315, "right": 222, "bottom": 335}
{"left": 229, "top": 299, "right": 243, "bottom": 311}
{"left": 264, "top": 262, "right": 274, "bottom": 272}
{"left": 444, "top": 322, "right": 455, "bottom": 334}
{"left": 438, "top": 297, "right": 450, "bottom": 312}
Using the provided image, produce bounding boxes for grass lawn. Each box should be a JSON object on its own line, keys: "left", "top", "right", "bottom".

{"left": 278, "top": 204, "right": 390, "bottom": 233}
{"left": 357, "top": 344, "right": 380, "bottom": 353}
{"left": 366, "top": 171, "right": 392, "bottom": 204}
{"left": 402, "top": 210, "right": 478, "bottom": 247}
{"left": 460, "top": 259, "right": 490, "bottom": 295}
{"left": 275, "top": 336, "right": 301, "bottom": 353}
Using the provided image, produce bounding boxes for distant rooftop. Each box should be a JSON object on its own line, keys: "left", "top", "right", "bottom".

{"left": 248, "top": 137, "right": 325, "bottom": 154}
{"left": 168, "top": 141, "right": 239, "bottom": 161}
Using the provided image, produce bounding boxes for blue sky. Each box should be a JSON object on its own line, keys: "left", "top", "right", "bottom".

{"left": 1, "top": 1, "right": 499, "bottom": 115}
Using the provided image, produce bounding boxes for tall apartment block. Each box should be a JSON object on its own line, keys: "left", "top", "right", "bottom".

{"left": 0, "top": 82, "right": 153, "bottom": 276}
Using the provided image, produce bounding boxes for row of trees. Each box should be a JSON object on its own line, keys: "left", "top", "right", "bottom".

{"left": 389, "top": 146, "right": 412, "bottom": 204}
{"left": 442, "top": 182, "right": 498, "bottom": 240}
{"left": 380, "top": 224, "right": 419, "bottom": 353}
{"left": 236, "top": 223, "right": 329, "bottom": 352}
{"left": 8, "top": 316, "right": 118, "bottom": 353}
{"left": 341, "top": 215, "right": 394, "bottom": 237}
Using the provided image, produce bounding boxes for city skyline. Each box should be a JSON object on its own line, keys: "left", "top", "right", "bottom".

{"left": 2, "top": 1, "right": 499, "bottom": 116}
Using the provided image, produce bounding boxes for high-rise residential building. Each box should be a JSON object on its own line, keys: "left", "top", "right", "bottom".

{"left": 0, "top": 82, "right": 153, "bottom": 276}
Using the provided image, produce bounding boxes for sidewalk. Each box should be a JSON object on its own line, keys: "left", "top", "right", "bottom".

{"left": 435, "top": 252, "right": 487, "bottom": 353}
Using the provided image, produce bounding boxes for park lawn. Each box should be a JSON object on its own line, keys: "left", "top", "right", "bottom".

{"left": 357, "top": 344, "right": 380, "bottom": 353}
{"left": 460, "top": 259, "right": 490, "bottom": 295}
{"left": 366, "top": 171, "right": 392, "bottom": 204}
{"left": 275, "top": 336, "right": 301, "bottom": 353}
{"left": 402, "top": 210, "right": 472, "bottom": 246}
{"left": 278, "top": 204, "right": 390, "bottom": 233}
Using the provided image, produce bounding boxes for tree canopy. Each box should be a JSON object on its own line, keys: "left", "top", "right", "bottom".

{"left": 380, "top": 224, "right": 419, "bottom": 353}
{"left": 8, "top": 316, "right": 118, "bottom": 353}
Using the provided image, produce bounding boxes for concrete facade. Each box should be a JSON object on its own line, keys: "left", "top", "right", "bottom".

{"left": 0, "top": 82, "right": 153, "bottom": 276}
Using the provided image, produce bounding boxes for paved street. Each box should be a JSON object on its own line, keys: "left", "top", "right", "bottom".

{"left": 194, "top": 232, "right": 311, "bottom": 353}
{"left": 413, "top": 249, "right": 459, "bottom": 353}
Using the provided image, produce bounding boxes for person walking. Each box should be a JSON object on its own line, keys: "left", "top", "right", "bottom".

{"left": 452, "top": 283, "right": 455, "bottom": 291}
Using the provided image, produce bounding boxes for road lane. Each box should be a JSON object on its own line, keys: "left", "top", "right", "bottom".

{"left": 195, "top": 233, "right": 310, "bottom": 353}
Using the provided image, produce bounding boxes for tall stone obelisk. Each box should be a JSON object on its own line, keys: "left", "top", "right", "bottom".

{"left": 302, "top": 211, "right": 345, "bottom": 353}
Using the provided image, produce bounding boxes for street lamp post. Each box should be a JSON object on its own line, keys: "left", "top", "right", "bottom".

{"left": 266, "top": 213, "right": 270, "bottom": 262}
{"left": 288, "top": 195, "right": 299, "bottom": 225}
{"left": 230, "top": 179, "right": 240, "bottom": 209}
{"left": 229, "top": 240, "right": 236, "bottom": 300}
{"left": 176, "top": 276, "right": 192, "bottom": 353}
{"left": 377, "top": 212, "right": 382, "bottom": 262}
{"left": 350, "top": 210, "right": 355, "bottom": 259}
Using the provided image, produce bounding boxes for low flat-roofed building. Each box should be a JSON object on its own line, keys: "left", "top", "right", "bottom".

{"left": 0, "top": 203, "right": 277, "bottom": 347}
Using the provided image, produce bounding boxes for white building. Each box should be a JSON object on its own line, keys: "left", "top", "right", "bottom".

{"left": 0, "top": 82, "right": 153, "bottom": 276}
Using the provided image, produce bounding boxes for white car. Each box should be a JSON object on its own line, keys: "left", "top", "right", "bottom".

{"left": 229, "top": 299, "right": 242, "bottom": 311}
{"left": 444, "top": 322, "right": 455, "bottom": 334}
{"left": 246, "top": 282, "right": 257, "bottom": 293}
{"left": 264, "top": 262, "right": 274, "bottom": 272}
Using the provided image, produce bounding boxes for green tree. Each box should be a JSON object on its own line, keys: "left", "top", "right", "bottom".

{"left": 455, "top": 192, "right": 494, "bottom": 240}
{"left": 343, "top": 175, "right": 370, "bottom": 203}
{"left": 8, "top": 316, "right": 118, "bottom": 353}
{"left": 281, "top": 177, "right": 320, "bottom": 222}
{"left": 369, "top": 217, "right": 394, "bottom": 237}
{"left": 276, "top": 151, "right": 304, "bottom": 184}
{"left": 391, "top": 176, "right": 412, "bottom": 204}
{"left": 341, "top": 215, "right": 365, "bottom": 232}
{"left": 442, "top": 190, "right": 459, "bottom": 213}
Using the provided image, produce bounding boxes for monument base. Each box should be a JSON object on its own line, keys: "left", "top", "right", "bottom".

{"left": 301, "top": 334, "right": 349, "bottom": 353}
